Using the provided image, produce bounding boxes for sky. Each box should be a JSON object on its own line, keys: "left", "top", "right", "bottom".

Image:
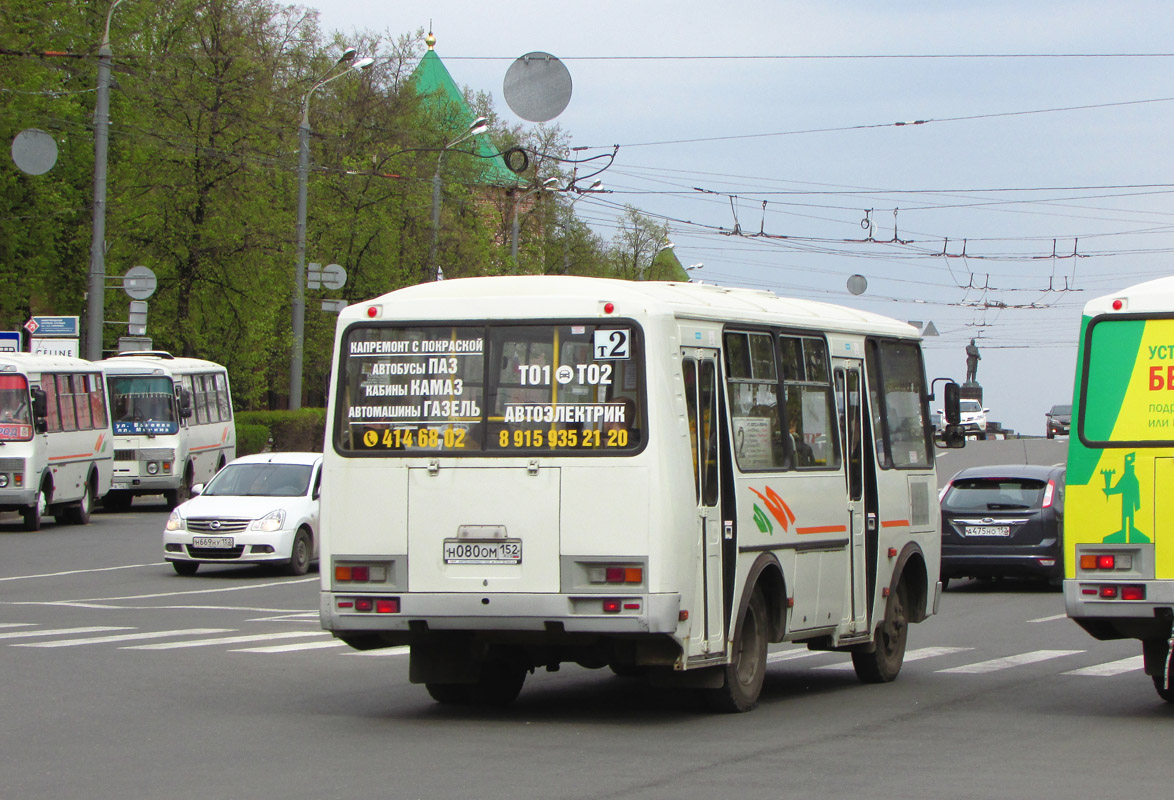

{"left": 306, "top": 0, "right": 1174, "bottom": 436}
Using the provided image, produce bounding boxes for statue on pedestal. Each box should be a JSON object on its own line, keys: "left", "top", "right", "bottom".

{"left": 965, "top": 339, "right": 981, "bottom": 385}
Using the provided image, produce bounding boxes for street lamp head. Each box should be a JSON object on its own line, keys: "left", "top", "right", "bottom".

{"left": 352, "top": 57, "right": 376, "bottom": 72}
{"left": 658, "top": 241, "right": 675, "bottom": 252}
{"left": 542, "top": 177, "right": 561, "bottom": 190}
{"left": 586, "top": 179, "right": 603, "bottom": 192}
{"left": 687, "top": 262, "right": 703, "bottom": 270}
{"left": 468, "top": 116, "right": 489, "bottom": 136}
{"left": 337, "top": 47, "right": 358, "bottom": 64}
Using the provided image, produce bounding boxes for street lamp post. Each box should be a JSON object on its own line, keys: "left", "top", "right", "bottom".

{"left": 510, "top": 177, "right": 561, "bottom": 264}
{"left": 430, "top": 116, "right": 488, "bottom": 281}
{"left": 290, "top": 49, "right": 373, "bottom": 410}
{"left": 85, "top": 0, "right": 126, "bottom": 361}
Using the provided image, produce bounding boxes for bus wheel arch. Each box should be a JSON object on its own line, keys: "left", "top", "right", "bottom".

{"left": 21, "top": 472, "right": 52, "bottom": 531}
{"left": 889, "top": 543, "right": 930, "bottom": 624}
{"left": 165, "top": 463, "right": 194, "bottom": 509}
{"left": 66, "top": 468, "right": 96, "bottom": 525}
{"left": 743, "top": 553, "right": 788, "bottom": 641}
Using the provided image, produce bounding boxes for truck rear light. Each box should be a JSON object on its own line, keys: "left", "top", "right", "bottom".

{"left": 1121, "top": 585, "right": 1146, "bottom": 601}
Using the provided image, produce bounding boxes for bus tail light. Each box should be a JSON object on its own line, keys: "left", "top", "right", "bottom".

{"left": 1100, "top": 586, "right": 1118, "bottom": 599}
{"left": 590, "top": 565, "right": 643, "bottom": 585}
{"left": 334, "top": 563, "right": 389, "bottom": 583}
{"left": 1079, "top": 553, "right": 1132, "bottom": 571}
{"left": 602, "top": 600, "right": 621, "bottom": 613}
{"left": 1122, "top": 585, "right": 1146, "bottom": 601}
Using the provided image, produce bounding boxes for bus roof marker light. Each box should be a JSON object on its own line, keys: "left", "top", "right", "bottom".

{"left": 602, "top": 302, "right": 615, "bottom": 315}
{"left": 1112, "top": 298, "right": 1125, "bottom": 311}
{"left": 366, "top": 305, "right": 381, "bottom": 318}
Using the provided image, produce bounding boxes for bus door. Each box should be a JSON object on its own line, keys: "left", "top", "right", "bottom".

{"left": 834, "top": 361, "right": 871, "bottom": 634}
{"left": 682, "top": 349, "right": 725, "bottom": 655}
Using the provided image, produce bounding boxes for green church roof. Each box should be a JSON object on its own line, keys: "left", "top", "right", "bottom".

{"left": 413, "top": 37, "right": 519, "bottom": 187}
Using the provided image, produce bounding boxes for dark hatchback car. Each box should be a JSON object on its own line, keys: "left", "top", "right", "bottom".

{"left": 939, "top": 463, "right": 1065, "bottom": 588}
{"left": 1045, "top": 404, "right": 1071, "bottom": 438}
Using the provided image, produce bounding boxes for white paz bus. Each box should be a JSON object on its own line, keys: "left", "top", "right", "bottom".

{"left": 320, "top": 276, "right": 956, "bottom": 710}
{"left": 0, "top": 353, "right": 113, "bottom": 530}
{"left": 98, "top": 352, "right": 235, "bottom": 510}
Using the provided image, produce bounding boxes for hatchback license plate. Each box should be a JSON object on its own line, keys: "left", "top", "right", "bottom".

{"left": 964, "top": 526, "right": 1010, "bottom": 537}
{"left": 192, "top": 536, "right": 234, "bottom": 549}
{"left": 443, "top": 539, "right": 522, "bottom": 565}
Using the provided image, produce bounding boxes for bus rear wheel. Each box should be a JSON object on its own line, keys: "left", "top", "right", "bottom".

{"left": 66, "top": 479, "right": 93, "bottom": 525}
{"left": 706, "top": 588, "right": 768, "bottom": 713}
{"left": 426, "top": 661, "right": 527, "bottom": 707}
{"left": 853, "top": 582, "right": 909, "bottom": 683}
{"left": 165, "top": 467, "right": 193, "bottom": 510}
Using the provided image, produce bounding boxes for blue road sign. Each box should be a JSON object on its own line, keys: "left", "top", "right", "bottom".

{"left": 31, "top": 315, "right": 79, "bottom": 337}
{"left": 0, "top": 331, "right": 20, "bottom": 352}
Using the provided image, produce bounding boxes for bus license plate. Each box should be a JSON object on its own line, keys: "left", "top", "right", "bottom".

{"left": 192, "top": 536, "right": 234, "bottom": 549}
{"left": 964, "top": 526, "right": 1010, "bottom": 537}
{"left": 443, "top": 539, "right": 522, "bottom": 565}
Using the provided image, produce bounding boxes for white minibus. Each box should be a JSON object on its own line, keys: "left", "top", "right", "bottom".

{"left": 0, "top": 353, "right": 113, "bottom": 529}
{"left": 319, "top": 276, "right": 955, "bottom": 710}
{"left": 98, "top": 352, "right": 235, "bottom": 510}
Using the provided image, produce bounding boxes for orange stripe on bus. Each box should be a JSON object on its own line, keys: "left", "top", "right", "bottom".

{"left": 881, "top": 519, "right": 910, "bottom": 528}
{"left": 795, "top": 525, "right": 848, "bottom": 534}
{"left": 49, "top": 453, "right": 93, "bottom": 461}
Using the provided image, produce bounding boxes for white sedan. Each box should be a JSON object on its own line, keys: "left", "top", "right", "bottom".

{"left": 163, "top": 452, "right": 322, "bottom": 576}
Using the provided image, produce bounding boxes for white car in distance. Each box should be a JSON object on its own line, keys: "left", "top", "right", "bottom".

{"left": 164, "top": 452, "right": 322, "bottom": 576}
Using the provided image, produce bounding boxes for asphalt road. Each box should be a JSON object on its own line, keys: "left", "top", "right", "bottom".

{"left": 2, "top": 500, "right": 1171, "bottom": 800}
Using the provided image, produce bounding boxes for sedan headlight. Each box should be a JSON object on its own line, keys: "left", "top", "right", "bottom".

{"left": 251, "top": 509, "right": 286, "bottom": 533}
{"left": 165, "top": 510, "right": 185, "bottom": 532}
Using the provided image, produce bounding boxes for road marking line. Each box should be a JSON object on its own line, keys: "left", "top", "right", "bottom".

{"left": 1029, "top": 614, "right": 1067, "bottom": 623}
{"left": 232, "top": 639, "right": 349, "bottom": 653}
{"left": 0, "top": 626, "right": 133, "bottom": 640}
{"left": 15, "top": 628, "right": 234, "bottom": 648}
{"left": 0, "top": 623, "right": 36, "bottom": 629}
{"left": 1063, "top": 656, "right": 1144, "bottom": 677}
{"left": 6, "top": 577, "right": 319, "bottom": 605}
{"left": 0, "top": 563, "right": 167, "bottom": 582}
{"left": 123, "top": 631, "right": 331, "bottom": 650}
{"left": 812, "top": 646, "right": 975, "bottom": 671}
{"left": 937, "top": 649, "right": 1084, "bottom": 674}
{"left": 345, "top": 646, "right": 410, "bottom": 657}
{"left": 767, "top": 649, "right": 821, "bottom": 663}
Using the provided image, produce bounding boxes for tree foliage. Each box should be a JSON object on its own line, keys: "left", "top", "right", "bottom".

{"left": 0, "top": 1, "right": 667, "bottom": 408}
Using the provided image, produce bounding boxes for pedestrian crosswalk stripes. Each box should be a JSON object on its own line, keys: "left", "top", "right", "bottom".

{"left": 937, "top": 649, "right": 1085, "bottom": 674}
{"left": 124, "top": 630, "right": 332, "bottom": 650}
{"left": 0, "top": 626, "right": 132, "bottom": 640}
{"left": 1063, "top": 655, "right": 1145, "bottom": 677}
{"left": 0, "top": 623, "right": 1145, "bottom": 678}
{"left": 15, "top": 628, "right": 233, "bottom": 648}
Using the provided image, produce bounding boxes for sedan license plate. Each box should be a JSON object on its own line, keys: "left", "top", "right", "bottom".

{"left": 964, "top": 525, "right": 1010, "bottom": 537}
{"left": 192, "top": 536, "right": 234, "bottom": 549}
{"left": 443, "top": 538, "right": 522, "bottom": 565}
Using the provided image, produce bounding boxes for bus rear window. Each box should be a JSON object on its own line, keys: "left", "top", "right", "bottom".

{"left": 1082, "top": 316, "right": 1174, "bottom": 445}
{"left": 336, "top": 323, "right": 644, "bottom": 455}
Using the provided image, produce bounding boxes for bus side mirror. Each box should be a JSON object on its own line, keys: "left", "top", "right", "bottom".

{"left": 943, "top": 381, "right": 961, "bottom": 425}
{"left": 935, "top": 424, "right": 966, "bottom": 449}
{"left": 30, "top": 387, "right": 48, "bottom": 433}
{"left": 177, "top": 387, "right": 193, "bottom": 419}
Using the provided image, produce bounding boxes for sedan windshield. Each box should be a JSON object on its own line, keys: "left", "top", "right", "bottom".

{"left": 202, "top": 463, "right": 312, "bottom": 497}
{"left": 943, "top": 477, "right": 1046, "bottom": 512}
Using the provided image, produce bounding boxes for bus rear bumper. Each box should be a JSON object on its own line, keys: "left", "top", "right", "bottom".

{"left": 1064, "top": 579, "right": 1174, "bottom": 640}
{"left": 320, "top": 591, "right": 681, "bottom": 637}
